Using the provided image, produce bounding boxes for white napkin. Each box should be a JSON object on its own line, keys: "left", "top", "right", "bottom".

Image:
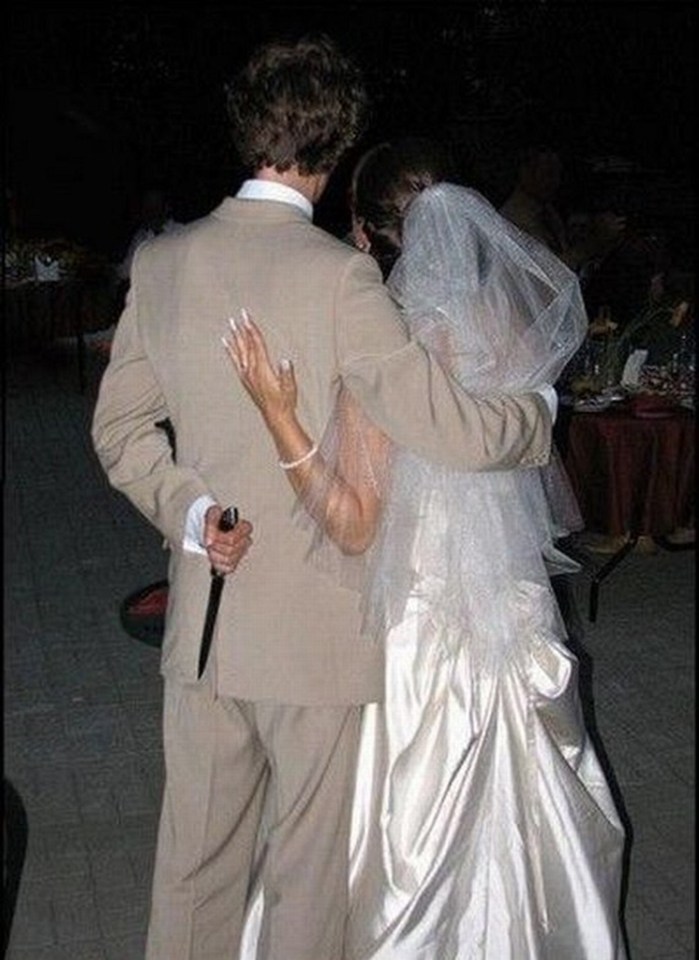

{"left": 34, "top": 256, "right": 60, "bottom": 282}
{"left": 621, "top": 349, "right": 648, "bottom": 386}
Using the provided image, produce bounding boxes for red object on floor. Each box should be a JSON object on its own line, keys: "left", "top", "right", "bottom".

{"left": 129, "top": 583, "right": 169, "bottom": 616}
{"left": 120, "top": 580, "right": 168, "bottom": 647}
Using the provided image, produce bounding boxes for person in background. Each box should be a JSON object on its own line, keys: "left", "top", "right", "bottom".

{"left": 500, "top": 143, "right": 639, "bottom": 555}
{"left": 85, "top": 186, "right": 184, "bottom": 358}
{"left": 229, "top": 138, "right": 627, "bottom": 960}
{"left": 581, "top": 205, "right": 668, "bottom": 335}
{"left": 117, "top": 185, "right": 182, "bottom": 282}
{"left": 500, "top": 143, "right": 625, "bottom": 277}
{"left": 92, "top": 36, "right": 555, "bottom": 960}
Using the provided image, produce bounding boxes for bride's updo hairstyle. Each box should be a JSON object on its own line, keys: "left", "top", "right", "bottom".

{"left": 350, "top": 137, "right": 456, "bottom": 278}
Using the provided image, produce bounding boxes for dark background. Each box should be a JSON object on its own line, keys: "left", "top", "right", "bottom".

{"left": 5, "top": 3, "right": 695, "bottom": 265}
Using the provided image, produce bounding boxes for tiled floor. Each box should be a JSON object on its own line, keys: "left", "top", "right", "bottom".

{"left": 3, "top": 346, "right": 695, "bottom": 959}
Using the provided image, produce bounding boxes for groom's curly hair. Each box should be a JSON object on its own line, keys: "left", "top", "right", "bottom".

{"left": 227, "top": 33, "right": 370, "bottom": 176}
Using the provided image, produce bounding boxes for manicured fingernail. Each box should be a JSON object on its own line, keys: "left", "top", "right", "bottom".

{"left": 221, "top": 336, "right": 230, "bottom": 350}
{"left": 228, "top": 317, "right": 238, "bottom": 334}
{"left": 240, "top": 308, "right": 252, "bottom": 327}
{"left": 279, "top": 357, "right": 292, "bottom": 371}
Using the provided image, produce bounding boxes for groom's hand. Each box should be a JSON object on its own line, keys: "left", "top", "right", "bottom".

{"left": 204, "top": 505, "right": 253, "bottom": 576}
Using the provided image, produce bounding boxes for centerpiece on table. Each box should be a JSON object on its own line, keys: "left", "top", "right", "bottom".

{"left": 568, "top": 296, "right": 693, "bottom": 402}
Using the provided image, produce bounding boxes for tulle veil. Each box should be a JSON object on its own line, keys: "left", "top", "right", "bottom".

{"left": 298, "top": 183, "right": 587, "bottom": 665}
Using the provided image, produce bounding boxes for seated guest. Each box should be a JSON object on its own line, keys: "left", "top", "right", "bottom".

{"left": 582, "top": 218, "right": 669, "bottom": 336}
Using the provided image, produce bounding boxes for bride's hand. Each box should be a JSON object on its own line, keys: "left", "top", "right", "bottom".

{"left": 222, "top": 309, "right": 298, "bottom": 426}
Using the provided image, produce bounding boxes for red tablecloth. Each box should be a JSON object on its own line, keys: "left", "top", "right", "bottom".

{"left": 564, "top": 405, "right": 695, "bottom": 537}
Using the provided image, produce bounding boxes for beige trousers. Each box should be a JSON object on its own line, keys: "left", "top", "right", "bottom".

{"left": 145, "top": 678, "right": 362, "bottom": 960}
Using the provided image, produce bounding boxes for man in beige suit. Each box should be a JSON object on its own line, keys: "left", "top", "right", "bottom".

{"left": 92, "top": 34, "right": 556, "bottom": 960}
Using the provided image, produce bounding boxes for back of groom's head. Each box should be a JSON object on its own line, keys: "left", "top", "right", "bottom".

{"left": 226, "top": 33, "right": 370, "bottom": 177}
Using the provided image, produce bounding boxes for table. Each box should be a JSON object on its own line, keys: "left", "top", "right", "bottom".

{"left": 5, "top": 275, "right": 121, "bottom": 391}
{"left": 563, "top": 404, "right": 695, "bottom": 620}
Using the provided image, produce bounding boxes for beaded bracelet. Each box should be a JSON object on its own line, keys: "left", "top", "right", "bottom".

{"left": 279, "top": 444, "right": 319, "bottom": 470}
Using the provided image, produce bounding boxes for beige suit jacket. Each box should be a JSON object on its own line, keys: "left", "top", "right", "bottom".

{"left": 92, "top": 196, "right": 552, "bottom": 705}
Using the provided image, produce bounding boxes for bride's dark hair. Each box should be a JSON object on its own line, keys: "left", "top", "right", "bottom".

{"left": 350, "top": 137, "right": 456, "bottom": 277}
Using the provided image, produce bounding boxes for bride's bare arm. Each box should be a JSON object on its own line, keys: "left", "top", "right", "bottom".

{"left": 223, "top": 311, "right": 389, "bottom": 555}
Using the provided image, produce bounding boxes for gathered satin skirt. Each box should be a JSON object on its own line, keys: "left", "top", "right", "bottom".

{"left": 344, "top": 582, "right": 627, "bottom": 960}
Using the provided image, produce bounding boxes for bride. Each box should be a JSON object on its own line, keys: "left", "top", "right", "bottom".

{"left": 224, "top": 140, "right": 628, "bottom": 960}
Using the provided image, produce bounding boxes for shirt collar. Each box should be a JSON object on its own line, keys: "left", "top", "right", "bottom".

{"left": 235, "top": 180, "right": 313, "bottom": 220}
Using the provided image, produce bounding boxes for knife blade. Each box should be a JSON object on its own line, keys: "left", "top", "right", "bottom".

{"left": 197, "top": 505, "right": 239, "bottom": 679}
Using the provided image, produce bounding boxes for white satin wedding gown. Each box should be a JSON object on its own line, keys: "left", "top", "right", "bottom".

{"left": 342, "top": 457, "right": 627, "bottom": 960}
{"left": 239, "top": 184, "right": 628, "bottom": 959}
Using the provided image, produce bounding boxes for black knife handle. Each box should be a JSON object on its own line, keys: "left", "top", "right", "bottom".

{"left": 219, "top": 505, "right": 239, "bottom": 532}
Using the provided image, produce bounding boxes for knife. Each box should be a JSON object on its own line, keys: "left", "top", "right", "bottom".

{"left": 197, "top": 505, "right": 239, "bottom": 679}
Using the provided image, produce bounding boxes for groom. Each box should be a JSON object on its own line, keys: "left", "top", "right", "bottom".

{"left": 92, "top": 32, "right": 556, "bottom": 960}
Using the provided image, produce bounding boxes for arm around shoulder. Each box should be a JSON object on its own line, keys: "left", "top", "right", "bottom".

{"left": 336, "top": 254, "right": 552, "bottom": 471}
{"left": 343, "top": 337, "right": 552, "bottom": 471}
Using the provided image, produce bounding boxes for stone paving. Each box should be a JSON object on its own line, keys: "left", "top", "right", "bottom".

{"left": 3, "top": 345, "right": 695, "bottom": 959}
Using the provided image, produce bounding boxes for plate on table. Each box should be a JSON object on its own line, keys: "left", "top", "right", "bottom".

{"left": 573, "top": 396, "right": 612, "bottom": 413}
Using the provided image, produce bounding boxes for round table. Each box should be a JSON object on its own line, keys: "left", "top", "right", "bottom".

{"left": 564, "top": 404, "right": 694, "bottom": 538}
{"left": 562, "top": 402, "right": 694, "bottom": 620}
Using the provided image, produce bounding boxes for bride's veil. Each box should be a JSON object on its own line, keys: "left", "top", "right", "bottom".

{"left": 388, "top": 183, "right": 586, "bottom": 394}
{"left": 360, "top": 184, "right": 587, "bottom": 661}
{"left": 299, "top": 183, "right": 587, "bottom": 663}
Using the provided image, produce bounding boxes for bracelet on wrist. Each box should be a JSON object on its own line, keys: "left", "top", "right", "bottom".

{"left": 279, "top": 443, "right": 318, "bottom": 470}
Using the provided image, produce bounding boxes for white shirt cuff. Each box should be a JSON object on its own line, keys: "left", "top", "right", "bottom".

{"left": 183, "top": 494, "right": 217, "bottom": 555}
{"left": 537, "top": 385, "right": 558, "bottom": 424}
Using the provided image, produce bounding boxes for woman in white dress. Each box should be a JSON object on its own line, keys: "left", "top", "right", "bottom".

{"left": 224, "top": 141, "right": 628, "bottom": 960}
